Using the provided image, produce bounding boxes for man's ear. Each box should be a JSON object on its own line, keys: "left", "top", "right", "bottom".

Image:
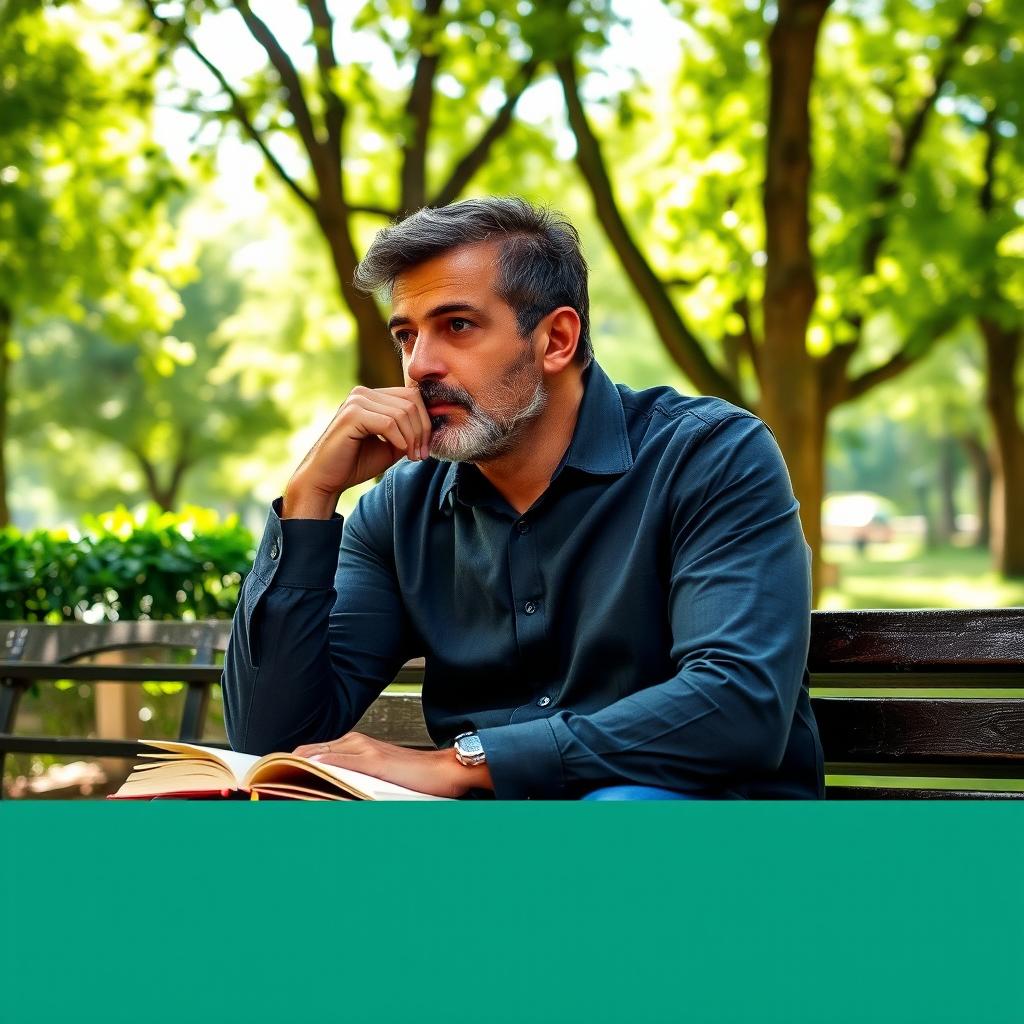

{"left": 538, "top": 306, "right": 581, "bottom": 374}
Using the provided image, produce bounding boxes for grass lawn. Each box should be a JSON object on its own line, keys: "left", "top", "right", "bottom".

{"left": 819, "top": 541, "right": 1024, "bottom": 610}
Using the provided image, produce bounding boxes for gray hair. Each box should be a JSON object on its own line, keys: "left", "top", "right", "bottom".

{"left": 354, "top": 196, "right": 592, "bottom": 368}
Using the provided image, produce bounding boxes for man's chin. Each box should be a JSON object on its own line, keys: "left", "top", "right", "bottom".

{"left": 428, "top": 429, "right": 487, "bottom": 464}
{"left": 426, "top": 424, "right": 460, "bottom": 462}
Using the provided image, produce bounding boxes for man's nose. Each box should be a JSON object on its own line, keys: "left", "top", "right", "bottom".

{"left": 405, "top": 331, "right": 446, "bottom": 383}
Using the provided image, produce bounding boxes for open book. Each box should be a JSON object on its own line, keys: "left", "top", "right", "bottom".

{"left": 111, "top": 740, "right": 452, "bottom": 801}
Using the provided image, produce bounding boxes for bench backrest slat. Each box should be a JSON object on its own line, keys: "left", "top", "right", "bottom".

{"left": 2, "top": 621, "right": 232, "bottom": 665}
{"left": 355, "top": 691, "right": 432, "bottom": 748}
{"left": 808, "top": 609, "right": 1024, "bottom": 672}
{"left": 813, "top": 697, "right": 1024, "bottom": 763}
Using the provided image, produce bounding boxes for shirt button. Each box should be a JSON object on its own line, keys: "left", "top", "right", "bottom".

{"left": 537, "top": 696, "right": 551, "bottom": 707}
{"left": 269, "top": 541, "right": 280, "bottom": 560}
{"left": 524, "top": 600, "right": 537, "bottom": 615}
{"left": 516, "top": 519, "right": 531, "bottom": 535}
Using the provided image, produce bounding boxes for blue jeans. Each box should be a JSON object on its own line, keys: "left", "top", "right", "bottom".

{"left": 581, "top": 785, "right": 698, "bottom": 800}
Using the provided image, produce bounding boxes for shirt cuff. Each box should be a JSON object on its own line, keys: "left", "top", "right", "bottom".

{"left": 476, "top": 717, "right": 566, "bottom": 799}
{"left": 255, "top": 497, "right": 344, "bottom": 589}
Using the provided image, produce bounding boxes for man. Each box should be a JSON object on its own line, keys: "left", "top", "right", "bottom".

{"left": 222, "top": 196, "right": 824, "bottom": 800}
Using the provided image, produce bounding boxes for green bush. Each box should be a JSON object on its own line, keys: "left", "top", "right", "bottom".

{"left": 0, "top": 504, "right": 255, "bottom": 622}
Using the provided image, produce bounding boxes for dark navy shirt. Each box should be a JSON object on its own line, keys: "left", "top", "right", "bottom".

{"left": 222, "top": 362, "right": 825, "bottom": 799}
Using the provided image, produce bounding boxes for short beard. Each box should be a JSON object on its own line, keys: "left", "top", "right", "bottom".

{"left": 420, "top": 347, "right": 548, "bottom": 463}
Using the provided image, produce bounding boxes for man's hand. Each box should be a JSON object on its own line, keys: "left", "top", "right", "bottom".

{"left": 283, "top": 386, "right": 433, "bottom": 519}
{"left": 292, "top": 732, "right": 492, "bottom": 798}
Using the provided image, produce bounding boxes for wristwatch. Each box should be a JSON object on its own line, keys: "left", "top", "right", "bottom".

{"left": 453, "top": 731, "right": 486, "bottom": 767}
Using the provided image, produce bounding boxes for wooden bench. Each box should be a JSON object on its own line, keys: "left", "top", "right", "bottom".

{"left": 3, "top": 609, "right": 1023, "bottom": 798}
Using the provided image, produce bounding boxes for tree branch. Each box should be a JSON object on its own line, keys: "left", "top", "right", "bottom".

{"left": 734, "top": 295, "right": 760, "bottom": 377}
{"left": 348, "top": 204, "right": 399, "bottom": 219}
{"left": 845, "top": 348, "right": 920, "bottom": 402}
{"left": 230, "top": 0, "right": 333, "bottom": 190}
{"left": 166, "top": 427, "right": 195, "bottom": 509}
{"left": 980, "top": 109, "right": 998, "bottom": 216}
{"left": 819, "top": 341, "right": 858, "bottom": 410}
{"left": 431, "top": 59, "right": 539, "bottom": 208}
{"left": 304, "top": 0, "right": 346, "bottom": 167}
{"left": 398, "top": 0, "right": 444, "bottom": 212}
{"left": 897, "top": 7, "right": 980, "bottom": 177}
{"left": 845, "top": 316, "right": 956, "bottom": 402}
{"left": 860, "top": 4, "right": 983, "bottom": 276}
{"left": 141, "top": 0, "right": 315, "bottom": 210}
{"left": 127, "top": 445, "right": 161, "bottom": 505}
{"left": 556, "top": 56, "right": 745, "bottom": 406}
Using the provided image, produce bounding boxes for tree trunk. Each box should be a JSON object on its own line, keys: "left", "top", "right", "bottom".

{"left": 960, "top": 432, "right": 991, "bottom": 549}
{"left": 0, "top": 303, "right": 10, "bottom": 527}
{"left": 759, "top": 0, "right": 830, "bottom": 601}
{"left": 134, "top": 451, "right": 182, "bottom": 512}
{"left": 761, "top": 371, "right": 827, "bottom": 598}
{"left": 319, "top": 212, "right": 401, "bottom": 390}
{"left": 981, "top": 318, "right": 1024, "bottom": 576}
{"left": 936, "top": 435, "right": 959, "bottom": 544}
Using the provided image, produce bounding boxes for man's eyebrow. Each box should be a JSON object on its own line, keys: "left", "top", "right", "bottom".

{"left": 387, "top": 302, "right": 488, "bottom": 331}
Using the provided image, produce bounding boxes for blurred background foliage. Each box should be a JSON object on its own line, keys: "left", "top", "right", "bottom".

{"left": 0, "top": 0, "right": 1021, "bottom": 602}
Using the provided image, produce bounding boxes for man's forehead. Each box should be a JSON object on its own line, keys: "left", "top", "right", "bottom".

{"left": 391, "top": 241, "right": 501, "bottom": 309}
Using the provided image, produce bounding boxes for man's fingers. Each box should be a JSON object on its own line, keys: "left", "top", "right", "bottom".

{"left": 358, "top": 386, "right": 432, "bottom": 458}
{"left": 308, "top": 753, "right": 361, "bottom": 766}
{"left": 367, "top": 393, "right": 425, "bottom": 460}
{"left": 350, "top": 391, "right": 427, "bottom": 461}
{"left": 405, "top": 390, "right": 433, "bottom": 454}
{"left": 287, "top": 382, "right": 435, "bottom": 508}
{"left": 292, "top": 742, "right": 326, "bottom": 758}
{"left": 356, "top": 406, "right": 419, "bottom": 461}
{"left": 293, "top": 732, "right": 372, "bottom": 758}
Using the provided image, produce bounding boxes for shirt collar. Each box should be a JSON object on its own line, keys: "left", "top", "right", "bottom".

{"left": 436, "top": 360, "right": 633, "bottom": 511}
{"left": 561, "top": 360, "right": 634, "bottom": 476}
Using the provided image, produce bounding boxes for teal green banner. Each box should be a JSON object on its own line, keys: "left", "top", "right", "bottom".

{"left": 3, "top": 803, "right": 1022, "bottom": 1024}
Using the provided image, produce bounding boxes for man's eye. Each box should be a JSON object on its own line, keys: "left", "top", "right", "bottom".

{"left": 393, "top": 331, "right": 414, "bottom": 350}
{"left": 450, "top": 318, "right": 472, "bottom": 333}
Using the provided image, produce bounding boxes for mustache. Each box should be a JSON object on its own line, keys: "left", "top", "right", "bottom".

{"left": 417, "top": 380, "right": 473, "bottom": 409}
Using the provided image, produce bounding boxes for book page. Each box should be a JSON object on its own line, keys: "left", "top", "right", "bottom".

{"left": 113, "top": 762, "right": 232, "bottom": 798}
{"left": 139, "top": 740, "right": 260, "bottom": 785}
{"left": 250, "top": 783, "right": 352, "bottom": 801}
{"left": 246, "top": 756, "right": 453, "bottom": 800}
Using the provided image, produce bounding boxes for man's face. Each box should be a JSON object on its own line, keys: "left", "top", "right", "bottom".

{"left": 388, "top": 241, "right": 547, "bottom": 463}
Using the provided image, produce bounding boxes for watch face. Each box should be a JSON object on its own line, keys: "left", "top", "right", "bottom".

{"left": 459, "top": 734, "right": 484, "bottom": 757}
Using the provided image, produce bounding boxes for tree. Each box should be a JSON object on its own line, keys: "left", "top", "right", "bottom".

{"left": 137, "top": 0, "right": 593, "bottom": 389}
{"left": 0, "top": 2, "right": 182, "bottom": 524}
{"left": 966, "top": 74, "right": 1024, "bottom": 573}
{"left": 553, "top": 0, "right": 989, "bottom": 594}
{"left": 9, "top": 197, "right": 322, "bottom": 517}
